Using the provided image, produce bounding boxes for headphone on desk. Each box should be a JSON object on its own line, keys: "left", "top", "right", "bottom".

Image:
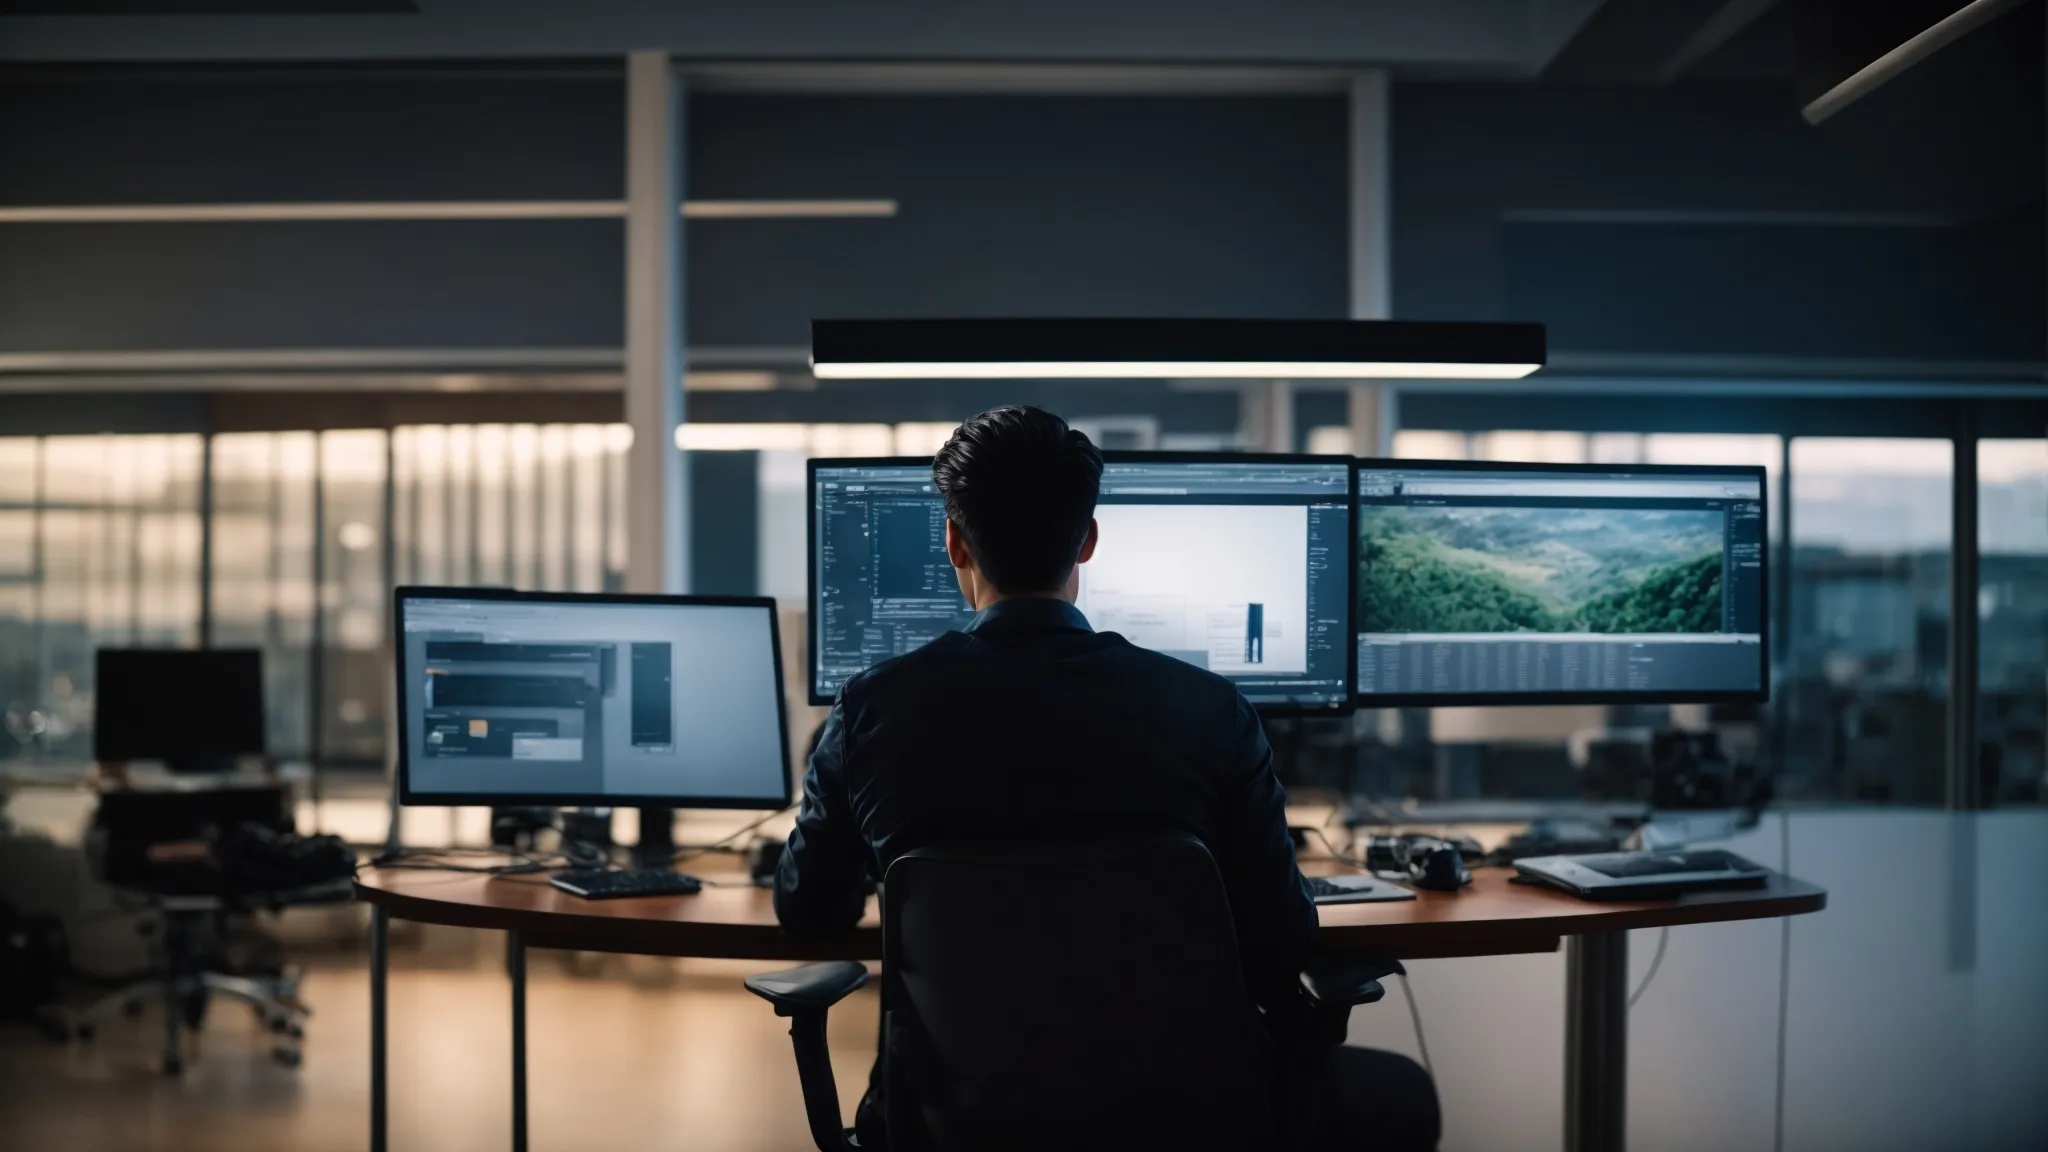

{"left": 1360, "top": 833, "right": 1473, "bottom": 892}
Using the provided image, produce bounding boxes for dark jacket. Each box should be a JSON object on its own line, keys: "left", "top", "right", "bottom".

{"left": 774, "top": 596, "right": 1318, "bottom": 1014}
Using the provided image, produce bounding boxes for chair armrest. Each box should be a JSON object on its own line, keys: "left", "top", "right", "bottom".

{"left": 1298, "top": 957, "right": 1402, "bottom": 1048}
{"left": 746, "top": 963, "right": 867, "bottom": 1152}
{"left": 1300, "top": 956, "right": 1402, "bottom": 1011}
{"left": 744, "top": 961, "right": 869, "bottom": 1018}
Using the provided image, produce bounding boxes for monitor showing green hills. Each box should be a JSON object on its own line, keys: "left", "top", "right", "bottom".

{"left": 1357, "top": 505, "right": 1726, "bottom": 635}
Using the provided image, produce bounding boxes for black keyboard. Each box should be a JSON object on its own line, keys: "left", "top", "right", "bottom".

{"left": 549, "top": 868, "right": 704, "bottom": 900}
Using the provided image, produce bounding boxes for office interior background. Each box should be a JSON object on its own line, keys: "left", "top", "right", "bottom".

{"left": 0, "top": 2, "right": 2045, "bottom": 1150}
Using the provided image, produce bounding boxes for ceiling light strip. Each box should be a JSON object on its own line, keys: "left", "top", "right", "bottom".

{"left": 813, "top": 360, "right": 1542, "bottom": 380}
{"left": 0, "top": 199, "right": 898, "bottom": 223}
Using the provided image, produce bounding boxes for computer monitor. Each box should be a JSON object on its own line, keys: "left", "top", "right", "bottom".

{"left": 394, "top": 589, "right": 792, "bottom": 808}
{"left": 1354, "top": 460, "right": 1768, "bottom": 705}
{"left": 93, "top": 648, "right": 267, "bottom": 772}
{"left": 808, "top": 453, "right": 1355, "bottom": 713}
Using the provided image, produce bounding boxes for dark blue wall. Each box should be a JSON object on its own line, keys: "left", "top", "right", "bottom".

{"left": 686, "top": 94, "right": 1351, "bottom": 346}
{"left": 1391, "top": 8, "right": 2045, "bottom": 364}
{"left": 1, "top": 51, "right": 2038, "bottom": 368}
{"left": 0, "top": 77, "right": 1350, "bottom": 352}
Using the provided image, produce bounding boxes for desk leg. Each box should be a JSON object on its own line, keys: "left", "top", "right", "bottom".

{"left": 370, "top": 905, "right": 388, "bottom": 1152}
{"left": 509, "top": 930, "right": 527, "bottom": 1152}
{"left": 1565, "top": 931, "right": 1628, "bottom": 1152}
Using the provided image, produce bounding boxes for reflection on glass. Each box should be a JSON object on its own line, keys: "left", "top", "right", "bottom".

{"left": 208, "top": 432, "right": 316, "bottom": 760}
{"left": 1979, "top": 439, "right": 2047, "bottom": 805}
{"left": 320, "top": 430, "right": 389, "bottom": 766}
{"left": 0, "top": 435, "right": 204, "bottom": 763}
{"left": 1784, "top": 438, "right": 1951, "bottom": 803}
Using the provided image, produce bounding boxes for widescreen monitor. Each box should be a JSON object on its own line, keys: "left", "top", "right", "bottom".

{"left": 808, "top": 453, "right": 1355, "bottom": 713}
{"left": 394, "top": 589, "right": 792, "bottom": 808}
{"left": 1353, "top": 460, "right": 1768, "bottom": 705}
{"left": 94, "top": 648, "right": 266, "bottom": 771}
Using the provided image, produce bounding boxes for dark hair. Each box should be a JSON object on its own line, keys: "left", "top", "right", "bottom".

{"left": 931, "top": 406, "right": 1103, "bottom": 594}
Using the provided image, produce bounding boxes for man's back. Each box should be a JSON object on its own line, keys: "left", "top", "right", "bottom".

{"left": 774, "top": 597, "right": 1317, "bottom": 1011}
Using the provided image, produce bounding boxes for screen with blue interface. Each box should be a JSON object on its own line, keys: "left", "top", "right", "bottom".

{"left": 397, "top": 593, "right": 789, "bottom": 806}
{"left": 809, "top": 457, "right": 1354, "bottom": 711}
{"left": 1354, "top": 463, "right": 1767, "bottom": 703}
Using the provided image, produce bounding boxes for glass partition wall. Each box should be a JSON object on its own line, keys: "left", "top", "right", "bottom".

{"left": 0, "top": 412, "right": 2038, "bottom": 809}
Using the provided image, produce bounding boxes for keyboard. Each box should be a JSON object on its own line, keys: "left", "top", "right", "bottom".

{"left": 549, "top": 868, "right": 704, "bottom": 900}
{"left": 1306, "top": 874, "right": 1415, "bottom": 905}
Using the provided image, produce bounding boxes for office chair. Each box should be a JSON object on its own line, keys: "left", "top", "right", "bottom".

{"left": 67, "top": 784, "right": 348, "bottom": 1074}
{"left": 747, "top": 832, "right": 1408, "bottom": 1152}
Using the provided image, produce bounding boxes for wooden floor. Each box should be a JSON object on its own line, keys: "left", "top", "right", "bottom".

{"left": 0, "top": 922, "right": 880, "bottom": 1152}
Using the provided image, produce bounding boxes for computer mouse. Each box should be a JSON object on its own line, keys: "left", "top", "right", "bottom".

{"left": 1408, "top": 844, "right": 1472, "bottom": 892}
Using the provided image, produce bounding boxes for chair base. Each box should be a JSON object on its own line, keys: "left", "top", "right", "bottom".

{"left": 67, "top": 967, "right": 310, "bottom": 1075}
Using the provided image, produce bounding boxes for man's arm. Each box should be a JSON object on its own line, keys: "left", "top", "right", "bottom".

{"left": 1214, "top": 695, "right": 1318, "bottom": 1014}
{"left": 773, "top": 701, "right": 870, "bottom": 938}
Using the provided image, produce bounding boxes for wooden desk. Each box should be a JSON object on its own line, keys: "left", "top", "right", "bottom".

{"left": 355, "top": 865, "right": 1824, "bottom": 1152}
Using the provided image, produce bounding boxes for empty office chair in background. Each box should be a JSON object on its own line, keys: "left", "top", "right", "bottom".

{"left": 747, "top": 832, "right": 1427, "bottom": 1151}
{"left": 66, "top": 785, "right": 352, "bottom": 1074}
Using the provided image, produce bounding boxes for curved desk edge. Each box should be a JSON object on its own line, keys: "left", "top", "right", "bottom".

{"left": 354, "top": 868, "right": 1824, "bottom": 965}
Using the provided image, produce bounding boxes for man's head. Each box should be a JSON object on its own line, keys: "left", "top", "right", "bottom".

{"left": 931, "top": 406, "right": 1102, "bottom": 607}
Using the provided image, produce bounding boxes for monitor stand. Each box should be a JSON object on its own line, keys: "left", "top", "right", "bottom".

{"left": 632, "top": 805, "right": 675, "bottom": 869}
{"left": 547, "top": 807, "right": 701, "bottom": 900}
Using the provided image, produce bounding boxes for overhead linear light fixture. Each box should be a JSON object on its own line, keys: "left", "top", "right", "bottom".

{"left": 0, "top": 199, "right": 898, "bottom": 224}
{"left": 810, "top": 318, "right": 1546, "bottom": 381}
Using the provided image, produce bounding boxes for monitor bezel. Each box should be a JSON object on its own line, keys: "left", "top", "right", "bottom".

{"left": 393, "top": 586, "right": 795, "bottom": 810}
{"left": 1350, "top": 456, "right": 1771, "bottom": 707}
{"left": 805, "top": 452, "right": 1359, "bottom": 716}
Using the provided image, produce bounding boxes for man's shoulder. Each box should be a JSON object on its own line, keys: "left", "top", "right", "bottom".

{"left": 1105, "top": 638, "right": 1247, "bottom": 707}
{"left": 840, "top": 630, "right": 975, "bottom": 703}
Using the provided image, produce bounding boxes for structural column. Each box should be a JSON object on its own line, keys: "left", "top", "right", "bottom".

{"left": 625, "top": 49, "right": 688, "bottom": 596}
{"left": 625, "top": 51, "right": 687, "bottom": 862}
{"left": 1348, "top": 70, "right": 1397, "bottom": 458}
{"left": 1243, "top": 380, "right": 1297, "bottom": 453}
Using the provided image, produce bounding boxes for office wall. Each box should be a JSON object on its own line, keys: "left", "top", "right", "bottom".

{"left": 8, "top": 58, "right": 2039, "bottom": 370}
{"left": 1340, "top": 811, "right": 2048, "bottom": 1151}
{"left": 0, "top": 69, "right": 628, "bottom": 352}
{"left": 0, "top": 75, "right": 1349, "bottom": 354}
{"left": 1390, "top": 3, "right": 2046, "bottom": 367}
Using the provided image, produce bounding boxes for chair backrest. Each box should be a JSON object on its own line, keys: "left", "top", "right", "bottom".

{"left": 881, "top": 831, "right": 1275, "bottom": 1152}
{"left": 91, "top": 783, "right": 292, "bottom": 891}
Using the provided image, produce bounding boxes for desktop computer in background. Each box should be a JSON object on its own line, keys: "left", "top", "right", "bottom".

{"left": 393, "top": 589, "right": 793, "bottom": 897}
{"left": 808, "top": 453, "right": 1355, "bottom": 714}
{"left": 94, "top": 648, "right": 267, "bottom": 774}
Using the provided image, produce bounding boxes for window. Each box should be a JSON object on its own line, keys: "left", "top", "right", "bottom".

{"left": 1979, "top": 439, "right": 2046, "bottom": 806}
{"left": 1783, "top": 438, "right": 1951, "bottom": 804}
{"left": 0, "top": 435, "right": 204, "bottom": 764}
{"left": 208, "top": 432, "right": 317, "bottom": 759}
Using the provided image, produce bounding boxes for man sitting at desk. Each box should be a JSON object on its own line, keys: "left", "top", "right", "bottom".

{"left": 775, "top": 405, "right": 1438, "bottom": 1150}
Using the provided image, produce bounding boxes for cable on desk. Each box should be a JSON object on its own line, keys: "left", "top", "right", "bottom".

{"left": 1396, "top": 972, "right": 1433, "bottom": 1078}
{"left": 365, "top": 848, "right": 563, "bottom": 876}
{"left": 1303, "top": 826, "right": 1370, "bottom": 870}
{"left": 671, "top": 806, "right": 793, "bottom": 866}
{"left": 1627, "top": 926, "right": 1670, "bottom": 1009}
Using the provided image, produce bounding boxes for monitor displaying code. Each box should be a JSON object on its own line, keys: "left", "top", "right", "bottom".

{"left": 1354, "top": 463, "right": 1767, "bottom": 703}
{"left": 809, "top": 456, "right": 1353, "bottom": 711}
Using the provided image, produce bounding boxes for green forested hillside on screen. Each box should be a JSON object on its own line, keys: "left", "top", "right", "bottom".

{"left": 1357, "top": 506, "right": 1724, "bottom": 634}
